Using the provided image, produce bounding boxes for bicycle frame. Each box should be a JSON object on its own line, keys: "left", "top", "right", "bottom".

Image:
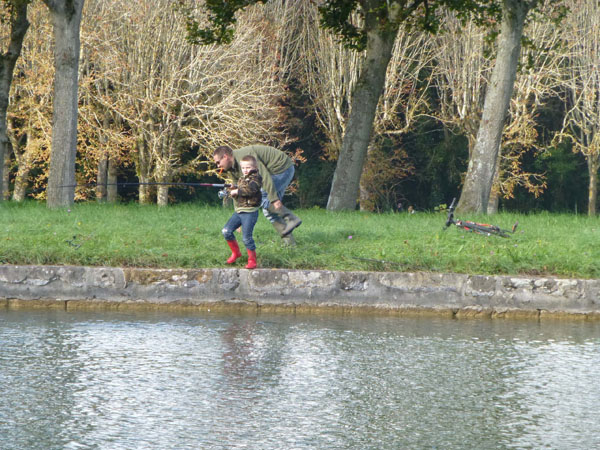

{"left": 444, "top": 198, "right": 518, "bottom": 238}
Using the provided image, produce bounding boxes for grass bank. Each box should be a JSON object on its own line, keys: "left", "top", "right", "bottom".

{"left": 1, "top": 201, "right": 598, "bottom": 278}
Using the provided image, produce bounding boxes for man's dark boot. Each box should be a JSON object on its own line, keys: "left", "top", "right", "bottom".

{"left": 269, "top": 204, "right": 301, "bottom": 236}
{"left": 272, "top": 220, "right": 296, "bottom": 246}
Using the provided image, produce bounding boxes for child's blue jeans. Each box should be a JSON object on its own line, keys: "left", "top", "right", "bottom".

{"left": 222, "top": 210, "right": 259, "bottom": 250}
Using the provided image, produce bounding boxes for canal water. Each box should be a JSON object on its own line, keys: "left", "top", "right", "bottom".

{"left": 1, "top": 308, "right": 600, "bottom": 450}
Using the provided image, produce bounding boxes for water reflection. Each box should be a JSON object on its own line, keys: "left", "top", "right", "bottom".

{"left": 1, "top": 309, "right": 599, "bottom": 449}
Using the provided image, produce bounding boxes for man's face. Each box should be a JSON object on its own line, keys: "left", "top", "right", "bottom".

{"left": 214, "top": 153, "right": 233, "bottom": 171}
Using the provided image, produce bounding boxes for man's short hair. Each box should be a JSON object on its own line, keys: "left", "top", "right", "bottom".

{"left": 214, "top": 145, "right": 233, "bottom": 159}
{"left": 240, "top": 155, "right": 257, "bottom": 166}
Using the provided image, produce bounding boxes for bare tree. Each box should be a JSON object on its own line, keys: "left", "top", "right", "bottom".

{"left": 79, "top": 0, "right": 136, "bottom": 203}
{"left": 434, "top": 8, "right": 559, "bottom": 212}
{"left": 554, "top": 0, "right": 600, "bottom": 215}
{"left": 457, "top": 0, "right": 539, "bottom": 213}
{"left": 359, "top": 30, "right": 432, "bottom": 211}
{"left": 298, "top": 2, "right": 430, "bottom": 210}
{"left": 179, "top": 2, "right": 292, "bottom": 150}
{"left": 83, "top": 0, "right": 289, "bottom": 205}
{"left": 323, "top": 1, "right": 403, "bottom": 210}
{"left": 7, "top": 1, "right": 122, "bottom": 203}
{"left": 5, "top": 2, "right": 52, "bottom": 201}
{"left": 489, "top": 8, "right": 564, "bottom": 211}
{"left": 432, "top": 13, "right": 492, "bottom": 157}
{"left": 300, "top": 5, "right": 360, "bottom": 158}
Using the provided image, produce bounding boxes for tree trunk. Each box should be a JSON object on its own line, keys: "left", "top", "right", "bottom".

{"left": 2, "top": 149, "right": 10, "bottom": 200}
{"left": 358, "top": 142, "right": 375, "bottom": 211}
{"left": 457, "top": 0, "right": 528, "bottom": 214}
{"left": 487, "top": 147, "right": 503, "bottom": 213}
{"left": 11, "top": 129, "right": 32, "bottom": 202}
{"left": 157, "top": 183, "right": 169, "bottom": 206}
{"left": 107, "top": 156, "right": 117, "bottom": 202}
{"left": 358, "top": 179, "right": 369, "bottom": 211}
{"left": 96, "top": 110, "right": 111, "bottom": 202}
{"left": 0, "top": 3, "right": 29, "bottom": 202}
{"left": 135, "top": 136, "right": 152, "bottom": 204}
{"left": 588, "top": 154, "right": 599, "bottom": 216}
{"left": 487, "top": 187, "right": 500, "bottom": 214}
{"left": 96, "top": 151, "right": 108, "bottom": 202}
{"left": 45, "top": 0, "right": 85, "bottom": 208}
{"left": 139, "top": 177, "right": 152, "bottom": 204}
{"left": 326, "top": 17, "right": 398, "bottom": 211}
{"left": 12, "top": 162, "right": 31, "bottom": 202}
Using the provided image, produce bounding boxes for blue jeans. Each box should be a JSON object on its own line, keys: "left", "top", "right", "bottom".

{"left": 261, "top": 165, "right": 295, "bottom": 222}
{"left": 261, "top": 165, "right": 295, "bottom": 208}
{"left": 222, "top": 210, "right": 259, "bottom": 250}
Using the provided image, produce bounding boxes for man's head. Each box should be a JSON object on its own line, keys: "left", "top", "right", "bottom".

{"left": 240, "top": 155, "right": 257, "bottom": 176}
{"left": 213, "top": 145, "right": 234, "bottom": 171}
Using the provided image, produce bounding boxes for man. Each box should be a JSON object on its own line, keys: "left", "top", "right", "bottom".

{"left": 213, "top": 144, "right": 302, "bottom": 245}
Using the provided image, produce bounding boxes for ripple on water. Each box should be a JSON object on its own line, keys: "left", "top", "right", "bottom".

{"left": 1, "top": 310, "right": 600, "bottom": 449}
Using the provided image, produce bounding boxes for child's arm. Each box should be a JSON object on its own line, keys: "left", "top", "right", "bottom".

{"left": 237, "top": 174, "right": 261, "bottom": 197}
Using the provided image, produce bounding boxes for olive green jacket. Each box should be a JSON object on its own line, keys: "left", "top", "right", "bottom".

{"left": 227, "top": 145, "right": 292, "bottom": 203}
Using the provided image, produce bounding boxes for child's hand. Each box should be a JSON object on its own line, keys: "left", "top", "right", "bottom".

{"left": 229, "top": 189, "right": 238, "bottom": 197}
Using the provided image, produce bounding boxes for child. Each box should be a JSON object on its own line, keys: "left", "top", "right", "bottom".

{"left": 222, "top": 155, "right": 263, "bottom": 269}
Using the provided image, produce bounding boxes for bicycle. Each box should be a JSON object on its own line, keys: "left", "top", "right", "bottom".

{"left": 444, "top": 198, "right": 518, "bottom": 238}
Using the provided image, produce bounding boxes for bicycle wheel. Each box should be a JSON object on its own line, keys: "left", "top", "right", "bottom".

{"left": 461, "top": 221, "right": 509, "bottom": 237}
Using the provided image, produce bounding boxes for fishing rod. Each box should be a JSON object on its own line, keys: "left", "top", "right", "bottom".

{"left": 58, "top": 182, "right": 231, "bottom": 189}
{"left": 20, "top": 181, "right": 232, "bottom": 196}
{"left": 58, "top": 181, "right": 237, "bottom": 200}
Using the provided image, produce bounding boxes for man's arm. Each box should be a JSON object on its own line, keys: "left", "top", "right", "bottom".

{"left": 254, "top": 159, "right": 278, "bottom": 203}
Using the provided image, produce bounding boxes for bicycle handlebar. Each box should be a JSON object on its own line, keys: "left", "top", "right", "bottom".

{"left": 445, "top": 198, "right": 457, "bottom": 228}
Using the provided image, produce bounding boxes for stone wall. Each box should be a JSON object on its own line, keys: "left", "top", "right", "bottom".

{"left": 1, "top": 265, "right": 599, "bottom": 319}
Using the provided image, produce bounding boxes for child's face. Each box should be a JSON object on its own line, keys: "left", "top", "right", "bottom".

{"left": 240, "top": 161, "right": 256, "bottom": 176}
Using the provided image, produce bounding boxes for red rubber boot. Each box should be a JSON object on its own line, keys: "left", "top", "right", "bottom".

{"left": 245, "top": 249, "right": 257, "bottom": 269}
{"left": 226, "top": 240, "right": 242, "bottom": 264}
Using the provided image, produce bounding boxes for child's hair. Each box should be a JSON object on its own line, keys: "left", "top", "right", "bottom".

{"left": 240, "top": 155, "right": 257, "bottom": 167}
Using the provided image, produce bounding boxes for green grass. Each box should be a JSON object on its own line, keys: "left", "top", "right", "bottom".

{"left": 1, "top": 201, "right": 598, "bottom": 278}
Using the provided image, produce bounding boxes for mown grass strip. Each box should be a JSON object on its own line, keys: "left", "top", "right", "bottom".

{"left": 1, "top": 201, "right": 598, "bottom": 278}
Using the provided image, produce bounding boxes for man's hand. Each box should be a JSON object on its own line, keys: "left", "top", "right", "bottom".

{"left": 230, "top": 189, "right": 238, "bottom": 197}
{"left": 272, "top": 199, "right": 283, "bottom": 210}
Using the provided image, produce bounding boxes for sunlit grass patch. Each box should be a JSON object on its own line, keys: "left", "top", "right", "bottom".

{"left": 1, "top": 201, "right": 598, "bottom": 278}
